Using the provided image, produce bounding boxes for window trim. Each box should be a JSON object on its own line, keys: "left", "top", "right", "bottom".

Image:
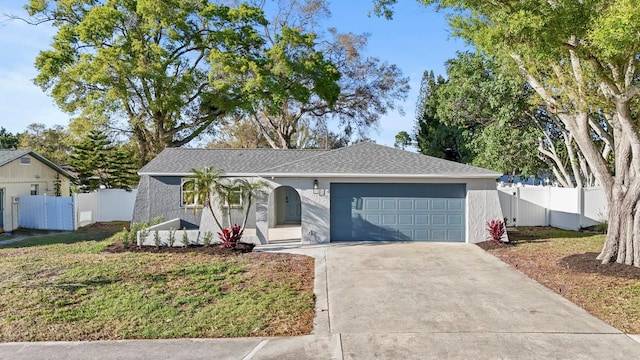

{"left": 180, "top": 178, "right": 199, "bottom": 208}
{"left": 224, "top": 190, "right": 243, "bottom": 209}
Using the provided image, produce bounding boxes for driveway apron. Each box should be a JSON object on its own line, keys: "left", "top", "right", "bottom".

{"left": 323, "top": 242, "right": 640, "bottom": 359}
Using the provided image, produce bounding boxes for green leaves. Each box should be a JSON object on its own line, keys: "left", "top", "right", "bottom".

{"left": 69, "top": 129, "right": 138, "bottom": 191}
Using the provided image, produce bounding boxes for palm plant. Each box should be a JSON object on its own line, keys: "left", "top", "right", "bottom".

{"left": 233, "top": 178, "right": 269, "bottom": 232}
{"left": 184, "top": 167, "right": 225, "bottom": 231}
{"left": 185, "top": 168, "right": 269, "bottom": 238}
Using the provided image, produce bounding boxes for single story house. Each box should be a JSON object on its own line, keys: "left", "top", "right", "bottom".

{"left": 132, "top": 142, "right": 503, "bottom": 244}
{"left": 0, "top": 149, "right": 73, "bottom": 232}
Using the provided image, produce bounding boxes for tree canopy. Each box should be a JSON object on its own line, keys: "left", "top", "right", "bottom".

{"left": 0, "top": 128, "right": 19, "bottom": 150}
{"left": 216, "top": 0, "right": 410, "bottom": 149}
{"left": 69, "top": 129, "right": 138, "bottom": 191}
{"left": 26, "top": 0, "right": 344, "bottom": 163}
{"left": 373, "top": 0, "right": 640, "bottom": 266}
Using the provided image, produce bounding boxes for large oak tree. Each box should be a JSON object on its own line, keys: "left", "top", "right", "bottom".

{"left": 26, "top": 0, "right": 341, "bottom": 163}
{"left": 375, "top": 0, "right": 640, "bottom": 266}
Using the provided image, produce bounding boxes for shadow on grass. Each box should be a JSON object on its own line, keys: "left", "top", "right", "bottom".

{"left": 0, "top": 222, "right": 126, "bottom": 249}
{"left": 559, "top": 252, "right": 640, "bottom": 280}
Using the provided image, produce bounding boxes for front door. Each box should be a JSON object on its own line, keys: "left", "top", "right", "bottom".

{"left": 284, "top": 187, "right": 301, "bottom": 223}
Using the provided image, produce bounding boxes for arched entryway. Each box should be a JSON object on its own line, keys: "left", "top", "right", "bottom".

{"left": 267, "top": 186, "right": 302, "bottom": 242}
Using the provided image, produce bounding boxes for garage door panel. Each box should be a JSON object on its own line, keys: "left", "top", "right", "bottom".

{"left": 365, "top": 214, "right": 380, "bottom": 225}
{"left": 382, "top": 199, "right": 397, "bottom": 210}
{"left": 398, "top": 214, "right": 413, "bottom": 225}
{"left": 330, "top": 183, "right": 465, "bottom": 242}
{"left": 414, "top": 214, "right": 429, "bottom": 225}
{"left": 431, "top": 214, "right": 446, "bottom": 225}
{"left": 414, "top": 199, "right": 428, "bottom": 210}
{"left": 431, "top": 200, "right": 446, "bottom": 211}
{"left": 382, "top": 214, "right": 396, "bottom": 225}
{"left": 365, "top": 199, "right": 380, "bottom": 210}
{"left": 447, "top": 229, "right": 464, "bottom": 241}
{"left": 398, "top": 199, "right": 413, "bottom": 210}
{"left": 448, "top": 199, "right": 463, "bottom": 211}
{"left": 430, "top": 229, "right": 447, "bottom": 241}
{"left": 448, "top": 214, "right": 463, "bottom": 225}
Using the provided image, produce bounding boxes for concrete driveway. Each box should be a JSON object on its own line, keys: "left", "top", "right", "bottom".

{"left": 3, "top": 242, "right": 640, "bottom": 359}
{"left": 315, "top": 242, "right": 640, "bottom": 359}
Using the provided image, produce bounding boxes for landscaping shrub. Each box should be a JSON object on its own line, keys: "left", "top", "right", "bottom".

{"left": 218, "top": 224, "right": 243, "bottom": 249}
{"left": 487, "top": 219, "right": 506, "bottom": 244}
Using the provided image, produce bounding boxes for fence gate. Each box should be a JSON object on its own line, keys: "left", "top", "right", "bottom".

{"left": 18, "top": 195, "right": 74, "bottom": 231}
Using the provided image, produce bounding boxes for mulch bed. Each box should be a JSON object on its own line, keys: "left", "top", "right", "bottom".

{"left": 558, "top": 252, "right": 640, "bottom": 280}
{"left": 477, "top": 241, "right": 640, "bottom": 280}
{"left": 103, "top": 242, "right": 254, "bottom": 255}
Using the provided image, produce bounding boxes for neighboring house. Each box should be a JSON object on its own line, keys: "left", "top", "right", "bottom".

{"left": 133, "top": 142, "right": 503, "bottom": 244}
{"left": 0, "top": 149, "right": 73, "bottom": 232}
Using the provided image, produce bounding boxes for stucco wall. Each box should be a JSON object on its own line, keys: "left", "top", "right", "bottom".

{"left": 132, "top": 176, "right": 200, "bottom": 228}
{"left": 132, "top": 174, "right": 502, "bottom": 244}
{"left": 259, "top": 177, "right": 501, "bottom": 244}
{"left": 466, "top": 179, "right": 505, "bottom": 243}
{"left": 133, "top": 175, "right": 259, "bottom": 230}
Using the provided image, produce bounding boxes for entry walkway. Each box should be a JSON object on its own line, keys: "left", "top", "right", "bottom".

{"left": 2, "top": 242, "right": 640, "bottom": 359}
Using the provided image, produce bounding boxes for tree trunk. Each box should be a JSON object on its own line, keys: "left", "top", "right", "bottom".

{"left": 598, "top": 183, "right": 640, "bottom": 266}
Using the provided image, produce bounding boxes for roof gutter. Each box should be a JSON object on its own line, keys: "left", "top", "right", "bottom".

{"left": 139, "top": 172, "right": 501, "bottom": 179}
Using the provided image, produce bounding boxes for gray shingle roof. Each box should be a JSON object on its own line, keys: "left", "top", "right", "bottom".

{"left": 139, "top": 148, "right": 328, "bottom": 175}
{"left": 261, "top": 142, "right": 501, "bottom": 177}
{"left": 0, "top": 149, "right": 73, "bottom": 178}
{"left": 140, "top": 142, "right": 500, "bottom": 178}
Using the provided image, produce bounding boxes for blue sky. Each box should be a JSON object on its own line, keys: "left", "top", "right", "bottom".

{"left": 0, "top": 1, "right": 466, "bottom": 147}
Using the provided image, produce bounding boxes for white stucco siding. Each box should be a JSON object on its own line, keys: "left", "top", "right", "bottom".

{"left": 466, "top": 179, "right": 505, "bottom": 243}
{"left": 261, "top": 177, "right": 501, "bottom": 244}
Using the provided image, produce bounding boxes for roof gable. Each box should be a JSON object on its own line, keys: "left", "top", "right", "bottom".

{"left": 0, "top": 149, "right": 74, "bottom": 179}
{"left": 140, "top": 143, "right": 500, "bottom": 179}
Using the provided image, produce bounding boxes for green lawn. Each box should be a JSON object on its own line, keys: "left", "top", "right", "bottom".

{"left": 0, "top": 223, "right": 315, "bottom": 341}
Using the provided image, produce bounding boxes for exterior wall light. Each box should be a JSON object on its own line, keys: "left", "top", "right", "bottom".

{"left": 313, "top": 179, "right": 319, "bottom": 194}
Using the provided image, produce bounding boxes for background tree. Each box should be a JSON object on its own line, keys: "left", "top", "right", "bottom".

{"left": 70, "top": 130, "right": 138, "bottom": 191}
{"left": 219, "top": 0, "right": 410, "bottom": 149}
{"left": 18, "top": 123, "right": 72, "bottom": 165}
{"left": 0, "top": 128, "right": 19, "bottom": 149}
{"left": 373, "top": 0, "right": 640, "bottom": 266}
{"left": 394, "top": 131, "right": 412, "bottom": 150}
{"left": 414, "top": 70, "right": 470, "bottom": 162}
{"left": 26, "top": 0, "right": 312, "bottom": 164}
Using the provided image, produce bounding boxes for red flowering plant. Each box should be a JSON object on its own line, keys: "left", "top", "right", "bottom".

{"left": 217, "top": 224, "right": 243, "bottom": 249}
{"left": 486, "top": 219, "right": 506, "bottom": 245}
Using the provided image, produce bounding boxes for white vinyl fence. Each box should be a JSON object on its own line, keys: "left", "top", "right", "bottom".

{"left": 17, "top": 189, "right": 137, "bottom": 231}
{"left": 18, "top": 195, "right": 75, "bottom": 231}
{"left": 74, "top": 189, "right": 138, "bottom": 228}
{"left": 497, "top": 186, "right": 608, "bottom": 230}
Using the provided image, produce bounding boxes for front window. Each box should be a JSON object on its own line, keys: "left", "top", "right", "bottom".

{"left": 20, "top": 156, "right": 31, "bottom": 165}
{"left": 181, "top": 179, "right": 197, "bottom": 207}
{"left": 225, "top": 190, "right": 243, "bottom": 208}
